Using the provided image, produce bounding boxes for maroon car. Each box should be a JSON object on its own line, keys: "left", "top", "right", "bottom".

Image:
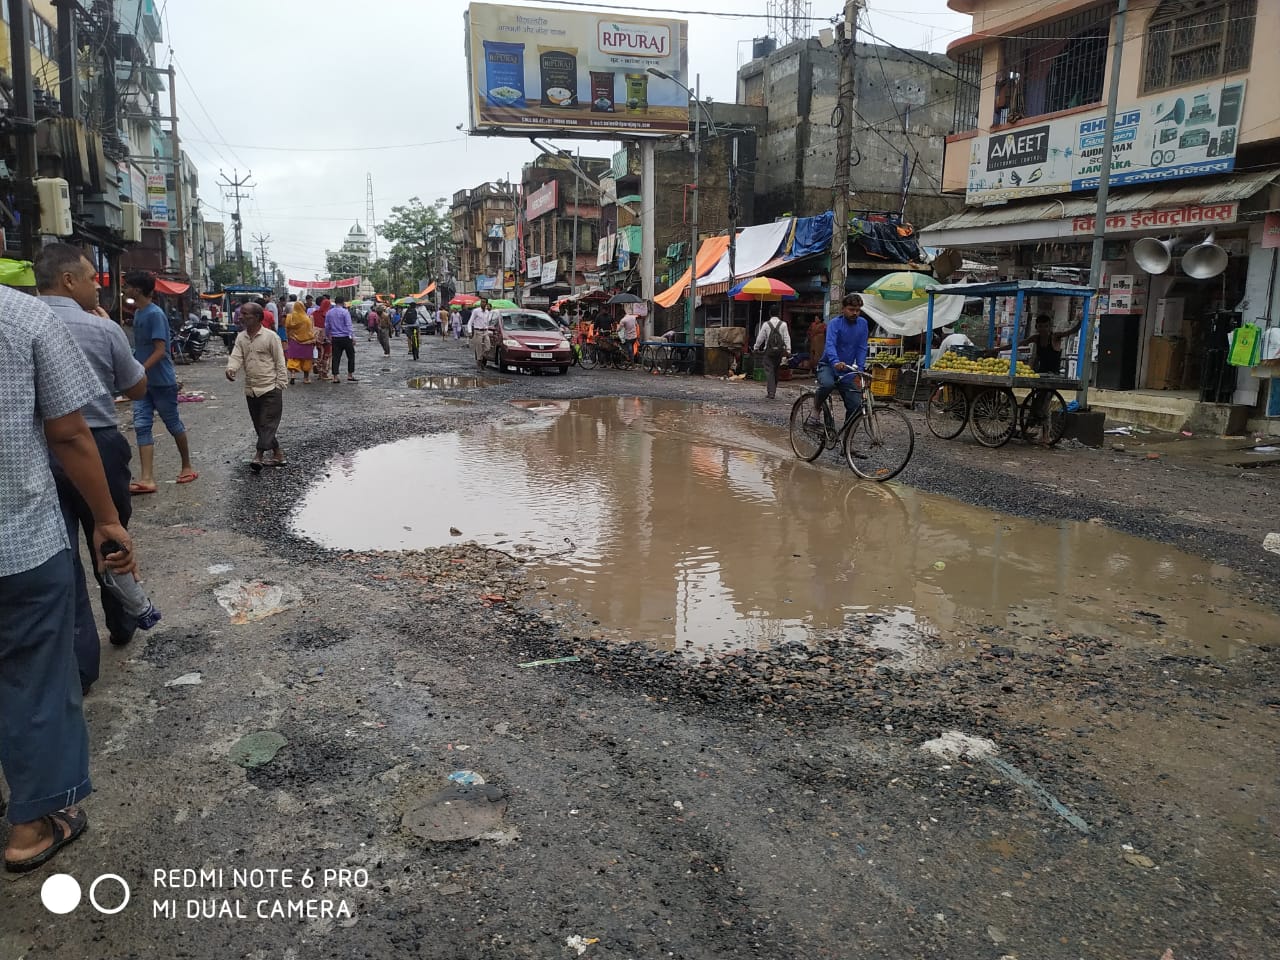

{"left": 474, "top": 309, "right": 573, "bottom": 374}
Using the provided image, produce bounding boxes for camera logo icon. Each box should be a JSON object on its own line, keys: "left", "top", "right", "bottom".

{"left": 41, "top": 874, "right": 130, "bottom": 915}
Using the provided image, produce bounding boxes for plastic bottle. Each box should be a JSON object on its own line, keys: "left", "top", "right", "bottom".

{"left": 98, "top": 540, "right": 162, "bottom": 630}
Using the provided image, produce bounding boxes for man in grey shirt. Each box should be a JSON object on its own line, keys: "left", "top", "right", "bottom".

{"left": 0, "top": 281, "right": 136, "bottom": 873}
{"left": 36, "top": 244, "right": 147, "bottom": 690}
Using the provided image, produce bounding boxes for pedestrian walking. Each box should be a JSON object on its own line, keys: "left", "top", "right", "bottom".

{"left": 325, "top": 295, "right": 358, "bottom": 382}
{"left": 312, "top": 295, "right": 333, "bottom": 381}
{"left": 467, "top": 298, "right": 493, "bottom": 337}
{"left": 262, "top": 296, "right": 278, "bottom": 329}
{"left": 36, "top": 244, "right": 153, "bottom": 689}
{"left": 753, "top": 313, "right": 792, "bottom": 400}
{"left": 285, "top": 299, "right": 317, "bottom": 384}
{"left": 450, "top": 306, "right": 462, "bottom": 340}
{"left": 226, "top": 302, "right": 289, "bottom": 472}
{"left": 124, "top": 270, "right": 197, "bottom": 493}
{"left": 618, "top": 311, "right": 639, "bottom": 362}
{"left": 0, "top": 282, "right": 136, "bottom": 873}
{"left": 376, "top": 304, "right": 392, "bottom": 357}
{"left": 391, "top": 307, "right": 402, "bottom": 338}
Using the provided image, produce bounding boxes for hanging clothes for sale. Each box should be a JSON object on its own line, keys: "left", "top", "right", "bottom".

{"left": 1228, "top": 323, "right": 1262, "bottom": 366}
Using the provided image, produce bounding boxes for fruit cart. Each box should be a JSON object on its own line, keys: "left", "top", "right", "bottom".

{"left": 921, "top": 280, "right": 1095, "bottom": 448}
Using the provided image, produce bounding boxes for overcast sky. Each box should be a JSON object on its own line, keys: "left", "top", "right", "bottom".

{"left": 162, "top": 0, "right": 971, "bottom": 281}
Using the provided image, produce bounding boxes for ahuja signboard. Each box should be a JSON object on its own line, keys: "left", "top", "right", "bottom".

{"left": 966, "top": 80, "right": 1246, "bottom": 205}
{"left": 466, "top": 2, "right": 690, "bottom": 137}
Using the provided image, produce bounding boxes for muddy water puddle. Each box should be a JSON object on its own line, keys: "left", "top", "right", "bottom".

{"left": 407, "top": 375, "right": 503, "bottom": 390}
{"left": 292, "top": 397, "right": 1275, "bottom": 660}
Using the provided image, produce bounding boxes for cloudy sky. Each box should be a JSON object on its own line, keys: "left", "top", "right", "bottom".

{"left": 162, "top": 0, "right": 971, "bottom": 281}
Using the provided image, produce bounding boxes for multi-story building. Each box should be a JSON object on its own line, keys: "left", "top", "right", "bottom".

{"left": 450, "top": 181, "right": 516, "bottom": 294}
{"left": 520, "top": 154, "right": 610, "bottom": 307}
{"left": 325, "top": 222, "right": 372, "bottom": 276}
{"left": 923, "top": 0, "right": 1279, "bottom": 422}
{"left": 738, "top": 36, "right": 964, "bottom": 229}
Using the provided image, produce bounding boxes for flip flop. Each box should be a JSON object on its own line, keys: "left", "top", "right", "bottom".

{"left": 176, "top": 471, "right": 199, "bottom": 484}
{"left": 129, "top": 482, "right": 158, "bottom": 495}
{"left": 4, "top": 808, "right": 88, "bottom": 874}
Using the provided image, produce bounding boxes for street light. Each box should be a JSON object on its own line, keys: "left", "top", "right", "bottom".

{"left": 648, "top": 68, "right": 715, "bottom": 342}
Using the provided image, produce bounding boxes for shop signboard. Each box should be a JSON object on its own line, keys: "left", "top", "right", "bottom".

{"left": 1263, "top": 212, "right": 1280, "bottom": 250}
{"left": 1068, "top": 201, "right": 1238, "bottom": 236}
{"left": 526, "top": 255, "right": 542, "bottom": 276}
{"left": 540, "top": 260, "right": 558, "bottom": 285}
{"left": 146, "top": 173, "right": 168, "bottom": 222}
{"left": 525, "top": 180, "right": 557, "bottom": 220}
{"left": 466, "top": 2, "right": 689, "bottom": 137}
{"left": 967, "top": 80, "right": 1247, "bottom": 204}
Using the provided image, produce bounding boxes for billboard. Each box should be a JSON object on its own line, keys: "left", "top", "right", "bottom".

{"left": 526, "top": 179, "right": 558, "bottom": 219}
{"left": 966, "top": 79, "right": 1246, "bottom": 204}
{"left": 466, "top": 2, "right": 690, "bottom": 137}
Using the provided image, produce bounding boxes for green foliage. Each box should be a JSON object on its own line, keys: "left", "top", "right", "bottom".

{"left": 376, "top": 197, "right": 455, "bottom": 289}
{"left": 209, "top": 256, "right": 253, "bottom": 289}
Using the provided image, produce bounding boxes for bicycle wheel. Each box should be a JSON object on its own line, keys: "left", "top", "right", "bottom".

{"left": 969, "top": 387, "right": 1017, "bottom": 448}
{"left": 789, "top": 392, "right": 828, "bottom": 462}
{"left": 1019, "top": 389, "right": 1067, "bottom": 445}
{"left": 579, "top": 345, "right": 598, "bottom": 369}
{"left": 844, "top": 406, "right": 914, "bottom": 481}
{"left": 926, "top": 383, "right": 968, "bottom": 440}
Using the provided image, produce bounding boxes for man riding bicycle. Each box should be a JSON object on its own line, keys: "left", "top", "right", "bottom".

{"left": 814, "top": 293, "right": 870, "bottom": 431}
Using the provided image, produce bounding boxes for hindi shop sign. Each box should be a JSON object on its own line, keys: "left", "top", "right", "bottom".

{"left": 1069, "top": 202, "right": 1238, "bottom": 236}
{"left": 466, "top": 2, "right": 689, "bottom": 138}
{"left": 967, "top": 79, "right": 1246, "bottom": 204}
{"left": 146, "top": 173, "right": 168, "bottom": 222}
{"left": 526, "top": 255, "right": 542, "bottom": 276}
{"left": 525, "top": 180, "right": 558, "bottom": 220}
{"left": 540, "top": 260, "right": 558, "bottom": 285}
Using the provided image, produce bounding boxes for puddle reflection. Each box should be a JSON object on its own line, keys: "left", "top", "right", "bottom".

{"left": 291, "top": 398, "right": 1275, "bottom": 659}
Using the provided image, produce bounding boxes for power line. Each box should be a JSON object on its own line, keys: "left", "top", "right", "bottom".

{"left": 183, "top": 135, "right": 468, "bottom": 154}
{"left": 519, "top": 0, "right": 831, "bottom": 19}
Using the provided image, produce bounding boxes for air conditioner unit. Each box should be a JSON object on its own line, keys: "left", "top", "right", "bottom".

{"left": 35, "top": 178, "right": 73, "bottom": 237}
{"left": 122, "top": 202, "right": 142, "bottom": 242}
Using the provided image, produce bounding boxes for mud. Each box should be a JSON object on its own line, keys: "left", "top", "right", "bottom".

{"left": 294, "top": 397, "right": 1279, "bottom": 660}
{"left": 2, "top": 333, "right": 1276, "bottom": 960}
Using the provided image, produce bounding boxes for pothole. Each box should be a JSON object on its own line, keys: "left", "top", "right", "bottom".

{"left": 290, "top": 397, "right": 1278, "bottom": 660}
{"left": 407, "top": 375, "right": 503, "bottom": 390}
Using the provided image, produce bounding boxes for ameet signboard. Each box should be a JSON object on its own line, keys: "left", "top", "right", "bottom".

{"left": 966, "top": 79, "right": 1246, "bottom": 204}
{"left": 466, "top": 2, "right": 690, "bottom": 137}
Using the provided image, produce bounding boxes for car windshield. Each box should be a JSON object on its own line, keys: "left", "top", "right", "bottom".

{"left": 503, "top": 313, "right": 559, "bottom": 332}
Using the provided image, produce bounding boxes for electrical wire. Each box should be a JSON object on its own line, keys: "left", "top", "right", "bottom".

{"left": 182, "top": 135, "right": 468, "bottom": 154}
{"left": 505, "top": 0, "right": 830, "bottom": 20}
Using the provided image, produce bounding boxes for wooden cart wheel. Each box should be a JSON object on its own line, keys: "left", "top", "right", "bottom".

{"left": 926, "top": 383, "right": 969, "bottom": 440}
{"left": 969, "top": 387, "right": 1018, "bottom": 447}
{"left": 1018, "top": 389, "right": 1068, "bottom": 446}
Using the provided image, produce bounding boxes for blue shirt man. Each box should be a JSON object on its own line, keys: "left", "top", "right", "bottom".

{"left": 132, "top": 300, "right": 176, "bottom": 387}
{"left": 814, "top": 293, "right": 871, "bottom": 428}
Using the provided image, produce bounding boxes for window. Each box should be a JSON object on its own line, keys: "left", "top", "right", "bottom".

{"left": 952, "top": 49, "right": 982, "bottom": 133}
{"left": 996, "top": 4, "right": 1111, "bottom": 125}
{"left": 1143, "top": 0, "right": 1255, "bottom": 92}
{"left": 29, "top": 12, "right": 55, "bottom": 61}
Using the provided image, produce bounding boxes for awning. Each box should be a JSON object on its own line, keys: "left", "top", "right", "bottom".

{"left": 920, "top": 168, "right": 1280, "bottom": 247}
{"left": 154, "top": 279, "right": 190, "bottom": 296}
{"left": 654, "top": 235, "right": 732, "bottom": 308}
{"left": 414, "top": 281, "right": 437, "bottom": 298}
{"left": 699, "top": 219, "right": 794, "bottom": 287}
{"left": 697, "top": 255, "right": 790, "bottom": 297}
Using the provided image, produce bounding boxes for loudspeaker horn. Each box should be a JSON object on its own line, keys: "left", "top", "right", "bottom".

{"left": 1181, "top": 231, "right": 1228, "bottom": 280}
{"left": 1133, "top": 236, "right": 1175, "bottom": 274}
{"left": 1155, "top": 98, "right": 1185, "bottom": 125}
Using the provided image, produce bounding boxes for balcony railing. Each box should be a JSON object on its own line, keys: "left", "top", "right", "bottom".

{"left": 995, "top": 3, "right": 1111, "bottom": 126}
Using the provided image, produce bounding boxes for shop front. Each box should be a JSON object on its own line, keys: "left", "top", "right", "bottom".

{"left": 921, "top": 169, "right": 1279, "bottom": 413}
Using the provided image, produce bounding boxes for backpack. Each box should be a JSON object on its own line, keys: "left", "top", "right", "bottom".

{"left": 764, "top": 320, "right": 785, "bottom": 356}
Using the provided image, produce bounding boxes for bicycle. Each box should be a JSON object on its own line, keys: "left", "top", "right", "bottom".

{"left": 405, "top": 323, "right": 421, "bottom": 361}
{"left": 788, "top": 369, "right": 915, "bottom": 481}
{"left": 1018, "top": 387, "right": 1067, "bottom": 445}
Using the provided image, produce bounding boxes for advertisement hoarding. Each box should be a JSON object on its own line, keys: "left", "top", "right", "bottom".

{"left": 526, "top": 180, "right": 558, "bottom": 220}
{"left": 966, "top": 80, "right": 1246, "bottom": 204}
{"left": 467, "top": 2, "right": 689, "bottom": 137}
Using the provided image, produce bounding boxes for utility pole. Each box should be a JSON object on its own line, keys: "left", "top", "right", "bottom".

{"left": 728, "top": 136, "right": 739, "bottom": 311}
{"left": 687, "top": 72, "right": 701, "bottom": 343}
{"left": 252, "top": 233, "right": 271, "bottom": 288}
{"left": 219, "top": 169, "right": 254, "bottom": 284}
{"left": 167, "top": 64, "right": 187, "bottom": 277}
{"left": 829, "top": 0, "right": 861, "bottom": 315}
{"left": 571, "top": 150, "right": 580, "bottom": 295}
{"left": 8, "top": 0, "right": 38, "bottom": 261}
{"left": 1081, "top": 0, "right": 1128, "bottom": 411}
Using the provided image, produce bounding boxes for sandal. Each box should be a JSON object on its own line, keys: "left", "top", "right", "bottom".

{"left": 129, "top": 481, "right": 158, "bottom": 495}
{"left": 4, "top": 807, "right": 88, "bottom": 873}
{"left": 176, "top": 471, "right": 199, "bottom": 484}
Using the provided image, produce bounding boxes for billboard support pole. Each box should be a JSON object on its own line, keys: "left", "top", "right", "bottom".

{"left": 641, "top": 139, "right": 656, "bottom": 339}
{"left": 1081, "top": 0, "right": 1127, "bottom": 411}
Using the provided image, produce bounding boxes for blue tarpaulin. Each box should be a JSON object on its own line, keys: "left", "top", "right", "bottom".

{"left": 790, "top": 212, "right": 833, "bottom": 259}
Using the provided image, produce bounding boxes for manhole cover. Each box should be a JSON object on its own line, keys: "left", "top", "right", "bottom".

{"left": 404, "top": 784, "right": 507, "bottom": 841}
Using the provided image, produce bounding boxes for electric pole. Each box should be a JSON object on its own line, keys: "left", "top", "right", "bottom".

{"left": 167, "top": 63, "right": 187, "bottom": 277}
{"left": 829, "top": 0, "right": 861, "bottom": 314}
{"left": 252, "top": 233, "right": 271, "bottom": 289}
{"left": 218, "top": 169, "right": 254, "bottom": 284}
{"left": 8, "top": 0, "right": 38, "bottom": 261}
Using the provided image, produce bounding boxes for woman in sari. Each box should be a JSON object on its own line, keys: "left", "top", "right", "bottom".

{"left": 285, "top": 300, "right": 316, "bottom": 385}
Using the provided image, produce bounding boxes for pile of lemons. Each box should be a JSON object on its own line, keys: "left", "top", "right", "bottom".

{"left": 934, "top": 352, "right": 1039, "bottom": 378}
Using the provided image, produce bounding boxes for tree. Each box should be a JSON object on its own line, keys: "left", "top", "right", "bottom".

{"left": 376, "top": 197, "right": 455, "bottom": 291}
{"left": 209, "top": 255, "right": 254, "bottom": 290}
{"left": 325, "top": 250, "right": 366, "bottom": 280}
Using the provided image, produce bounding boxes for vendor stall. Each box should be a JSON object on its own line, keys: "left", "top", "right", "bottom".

{"left": 922, "top": 280, "right": 1094, "bottom": 448}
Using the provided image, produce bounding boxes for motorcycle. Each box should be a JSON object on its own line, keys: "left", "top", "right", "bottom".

{"left": 171, "top": 317, "right": 212, "bottom": 363}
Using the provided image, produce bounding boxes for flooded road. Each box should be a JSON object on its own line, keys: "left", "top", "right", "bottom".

{"left": 406, "top": 374, "right": 503, "bottom": 390}
{"left": 292, "top": 397, "right": 1275, "bottom": 659}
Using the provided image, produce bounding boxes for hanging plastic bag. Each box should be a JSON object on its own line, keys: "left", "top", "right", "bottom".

{"left": 1228, "top": 323, "right": 1261, "bottom": 367}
